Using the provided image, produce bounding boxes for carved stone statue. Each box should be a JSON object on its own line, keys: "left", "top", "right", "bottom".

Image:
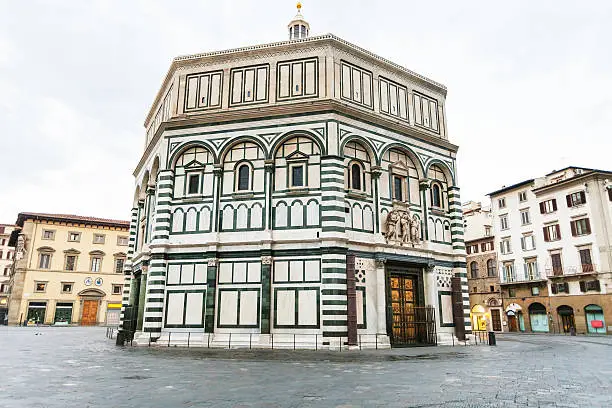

{"left": 400, "top": 212, "right": 411, "bottom": 243}
{"left": 385, "top": 211, "right": 400, "bottom": 241}
{"left": 15, "top": 234, "right": 26, "bottom": 261}
{"left": 410, "top": 214, "right": 421, "bottom": 244}
{"left": 384, "top": 209, "right": 421, "bottom": 247}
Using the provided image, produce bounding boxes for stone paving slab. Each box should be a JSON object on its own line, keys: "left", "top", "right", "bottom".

{"left": 0, "top": 327, "right": 611, "bottom": 407}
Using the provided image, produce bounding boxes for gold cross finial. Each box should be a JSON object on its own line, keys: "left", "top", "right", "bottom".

{"left": 297, "top": 2, "right": 302, "bottom": 11}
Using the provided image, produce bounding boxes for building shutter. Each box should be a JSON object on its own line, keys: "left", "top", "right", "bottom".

{"left": 551, "top": 284, "right": 558, "bottom": 294}
{"left": 552, "top": 199, "right": 557, "bottom": 211}
{"left": 521, "top": 237, "right": 525, "bottom": 250}
{"left": 566, "top": 194, "right": 572, "bottom": 207}
{"left": 594, "top": 280, "right": 601, "bottom": 291}
{"left": 570, "top": 221, "right": 577, "bottom": 237}
{"left": 579, "top": 281, "right": 586, "bottom": 292}
{"left": 539, "top": 202, "right": 545, "bottom": 214}
{"left": 555, "top": 224, "right": 561, "bottom": 239}
{"left": 580, "top": 191, "right": 586, "bottom": 204}
{"left": 585, "top": 218, "right": 591, "bottom": 234}
{"left": 543, "top": 227, "right": 549, "bottom": 242}
{"left": 563, "top": 282, "right": 569, "bottom": 293}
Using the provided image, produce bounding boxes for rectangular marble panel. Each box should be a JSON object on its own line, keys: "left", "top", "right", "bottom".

{"left": 256, "top": 67, "right": 267, "bottom": 101}
{"left": 248, "top": 262, "right": 261, "bottom": 283}
{"left": 304, "top": 60, "right": 316, "bottom": 95}
{"left": 233, "top": 262, "right": 247, "bottom": 283}
{"left": 210, "top": 73, "right": 221, "bottom": 106}
{"left": 239, "top": 290, "right": 259, "bottom": 326}
{"left": 290, "top": 260, "right": 303, "bottom": 282}
{"left": 274, "top": 261, "right": 289, "bottom": 282}
{"left": 298, "top": 290, "right": 318, "bottom": 326}
{"left": 219, "top": 263, "right": 233, "bottom": 283}
{"left": 279, "top": 64, "right": 290, "bottom": 98}
{"left": 219, "top": 291, "right": 238, "bottom": 325}
{"left": 181, "top": 264, "right": 194, "bottom": 284}
{"left": 167, "top": 264, "right": 181, "bottom": 285}
{"left": 304, "top": 260, "right": 319, "bottom": 282}
{"left": 166, "top": 292, "right": 185, "bottom": 325}
{"left": 194, "top": 264, "right": 207, "bottom": 284}
{"left": 275, "top": 290, "right": 295, "bottom": 326}
{"left": 185, "top": 292, "right": 204, "bottom": 325}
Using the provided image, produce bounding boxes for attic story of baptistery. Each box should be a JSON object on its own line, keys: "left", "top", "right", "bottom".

{"left": 119, "top": 3, "right": 469, "bottom": 348}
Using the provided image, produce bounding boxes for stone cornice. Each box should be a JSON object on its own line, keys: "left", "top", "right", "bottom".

{"left": 144, "top": 33, "right": 447, "bottom": 126}
{"left": 134, "top": 99, "right": 458, "bottom": 176}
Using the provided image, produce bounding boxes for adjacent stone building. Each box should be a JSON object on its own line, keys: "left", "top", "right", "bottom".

{"left": 463, "top": 202, "right": 503, "bottom": 332}
{"left": 490, "top": 166, "right": 612, "bottom": 334}
{"left": 7, "top": 213, "right": 129, "bottom": 326}
{"left": 0, "top": 224, "right": 16, "bottom": 324}
{"left": 120, "top": 5, "right": 468, "bottom": 348}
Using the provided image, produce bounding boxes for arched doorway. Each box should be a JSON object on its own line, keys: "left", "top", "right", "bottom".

{"left": 78, "top": 288, "right": 106, "bottom": 326}
{"left": 557, "top": 305, "right": 575, "bottom": 333}
{"left": 528, "top": 302, "right": 549, "bottom": 332}
{"left": 505, "top": 303, "right": 523, "bottom": 332}
{"left": 487, "top": 298, "right": 502, "bottom": 331}
{"left": 471, "top": 304, "right": 487, "bottom": 331}
{"left": 585, "top": 304, "right": 606, "bottom": 334}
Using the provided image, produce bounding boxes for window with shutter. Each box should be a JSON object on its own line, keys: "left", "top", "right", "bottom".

{"left": 579, "top": 281, "right": 586, "bottom": 292}
{"left": 551, "top": 253, "right": 563, "bottom": 275}
{"left": 552, "top": 199, "right": 557, "bottom": 211}
{"left": 551, "top": 284, "right": 558, "bottom": 294}
{"left": 543, "top": 226, "right": 550, "bottom": 242}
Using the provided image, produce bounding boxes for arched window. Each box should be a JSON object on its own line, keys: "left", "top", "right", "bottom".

{"left": 351, "top": 163, "right": 362, "bottom": 190}
{"left": 431, "top": 184, "right": 442, "bottom": 208}
{"left": 237, "top": 164, "right": 250, "bottom": 191}
{"left": 487, "top": 259, "right": 496, "bottom": 277}
{"left": 275, "top": 136, "right": 321, "bottom": 190}
{"left": 470, "top": 261, "right": 479, "bottom": 278}
{"left": 382, "top": 148, "right": 420, "bottom": 204}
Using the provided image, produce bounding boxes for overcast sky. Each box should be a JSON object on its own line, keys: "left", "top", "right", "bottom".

{"left": 1, "top": 0, "right": 610, "bottom": 223}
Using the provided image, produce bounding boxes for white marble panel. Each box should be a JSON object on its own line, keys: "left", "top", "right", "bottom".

{"left": 219, "top": 263, "right": 233, "bottom": 283}
{"left": 222, "top": 206, "right": 234, "bottom": 230}
{"left": 199, "top": 208, "right": 211, "bottom": 231}
{"left": 185, "top": 209, "right": 197, "bottom": 232}
{"left": 236, "top": 206, "right": 248, "bottom": 229}
{"left": 291, "top": 202, "right": 304, "bottom": 227}
{"left": 275, "top": 202, "right": 288, "bottom": 227}
{"left": 274, "top": 261, "right": 289, "bottom": 282}
{"left": 239, "top": 291, "right": 259, "bottom": 326}
{"left": 219, "top": 291, "right": 238, "bottom": 325}
{"left": 165, "top": 264, "right": 180, "bottom": 286}
{"left": 248, "top": 262, "right": 261, "bottom": 283}
{"left": 233, "top": 262, "right": 247, "bottom": 283}
{"left": 194, "top": 264, "right": 207, "bottom": 284}
{"left": 276, "top": 290, "right": 295, "bottom": 326}
{"left": 356, "top": 289, "right": 364, "bottom": 326}
{"left": 166, "top": 292, "right": 185, "bottom": 325}
{"left": 202, "top": 173, "right": 214, "bottom": 196}
{"left": 306, "top": 201, "right": 319, "bottom": 226}
{"left": 298, "top": 290, "right": 318, "bottom": 326}
{"left": 290, "top": 260, "right": 303, "bottom": 282}
{"left": 172, "top": 210, "right": 184, "bottom": 233}
{"left": 185, "top": 292, "right": 204, "bottom": 325}
{"left": 304, "top": 260, "right": 320, "bottom": 282}
{"left": 441, "top": 293, "right": 453, "bottom": 325}
{"left": 251, "top": 204, "right": 263, "bottom": 229}
{"left": 181, "top": 264, "right": 194, "bottom": 284}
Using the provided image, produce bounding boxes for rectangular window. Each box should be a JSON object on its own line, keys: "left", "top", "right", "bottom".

{"left": 112, "top": 285, "right": 122, "bottom": 295}
{"left": 508, "top": 288, "right": 516, "bottom": 297}
{"left": 521, "top": 234, "right": 536, "bottom": 251}
{"left": 579, "top": 248, "right": 593, "bottom": 272}
{"left": 543, "top": 224, "right": 561, "bottom": 242}
{"left": 524, "top": 259, "right": 539, "bottom": 280}
{"left": 39, "top": 253, "right": 51, "bottom": 269}
{"left": 551, "top": 253, "right": 563, "bottom": 275}
{"left": 519, "top": 191, "right": 527, "bottom": 202}
{"left": 187, "top": 174, "right": 200, "bottom": 195}
{"left": 566, "top": 191, "right": 586, "bottom": 207}
{"left": 117, "top": 236, "right": 129, "bottom": 246}
{"left": 500, "top": 239, "right": 511, "bottom": 255}
{"left": 539, "top": 199, "right": 557, "bottom": 214}
{"left": 571, "top": 218, "right": 591, "bottom": 236}
{"left": 115, "top": 258, "right": 125, "bottom": 274}
{"left": 91, "top": 257, "right": 102, "bottom": 272}
{"left": 291, "top": 165, "right": 304, "bottom": 187}
{"left": 184, "top": 70, "right": 223, "bottom": 111}
{"left": 93, "top": 234, "right": 105, "bottom": 244}
{"left": 503, "top": 262, "right": 515, "bottom": 282}
{"left": 531, "top": 286, "right": 540, "bottom": 295}
{"left": 500, "top": 215, "right": 509, "bottom": 230}
{"left": 498, "top": 198, "right": 506, "bottom": 209}
{"left": 68, "top": 232, "right": 81, "bottom": 242}
{"left": 340, "top": 61, "right": 373, "bottom": 108}
{"left": 42, "top": 230, "right": 55, "bottom": 240}
{"left": 520, "top": 209, "right": 531, "bottom": 225}
{"left": 393, "top": 176, "right": 403, "bottom": 201}
{"left": 35, "top": 282, "right": 47, "bottom": 293}
{"left": 61, "top": 283, "right": 73, "bottom": 294}
{"left": 65, "top": 255, "right": 77, "bottom": 271}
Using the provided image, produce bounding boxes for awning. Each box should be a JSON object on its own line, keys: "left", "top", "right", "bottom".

{"left": 505, "top": 303, "right": 522, "bottom": 313}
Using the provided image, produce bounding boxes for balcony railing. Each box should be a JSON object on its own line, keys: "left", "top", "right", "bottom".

{"left": 545, "top": 264, "right": 598, "bottom": 277}
{"left": 500, "top": 267, "right": 544, "bottom": 283}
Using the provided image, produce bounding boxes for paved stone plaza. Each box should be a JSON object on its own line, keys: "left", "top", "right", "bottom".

{"left": 1, "top": 327, "right": 611, "bottom": 407}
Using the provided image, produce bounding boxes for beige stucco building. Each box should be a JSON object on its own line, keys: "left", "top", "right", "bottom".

{"left": 7, "top": 213, "right": 129, "bottom": 326}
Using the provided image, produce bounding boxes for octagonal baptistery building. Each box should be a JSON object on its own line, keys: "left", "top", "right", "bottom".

{"left": 120, "top": 9, "right": 469, "bottom": 349}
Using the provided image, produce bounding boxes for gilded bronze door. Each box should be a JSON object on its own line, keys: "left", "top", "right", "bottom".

{"left": 389, "top": 275, "right": 417, "bottom": 345}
